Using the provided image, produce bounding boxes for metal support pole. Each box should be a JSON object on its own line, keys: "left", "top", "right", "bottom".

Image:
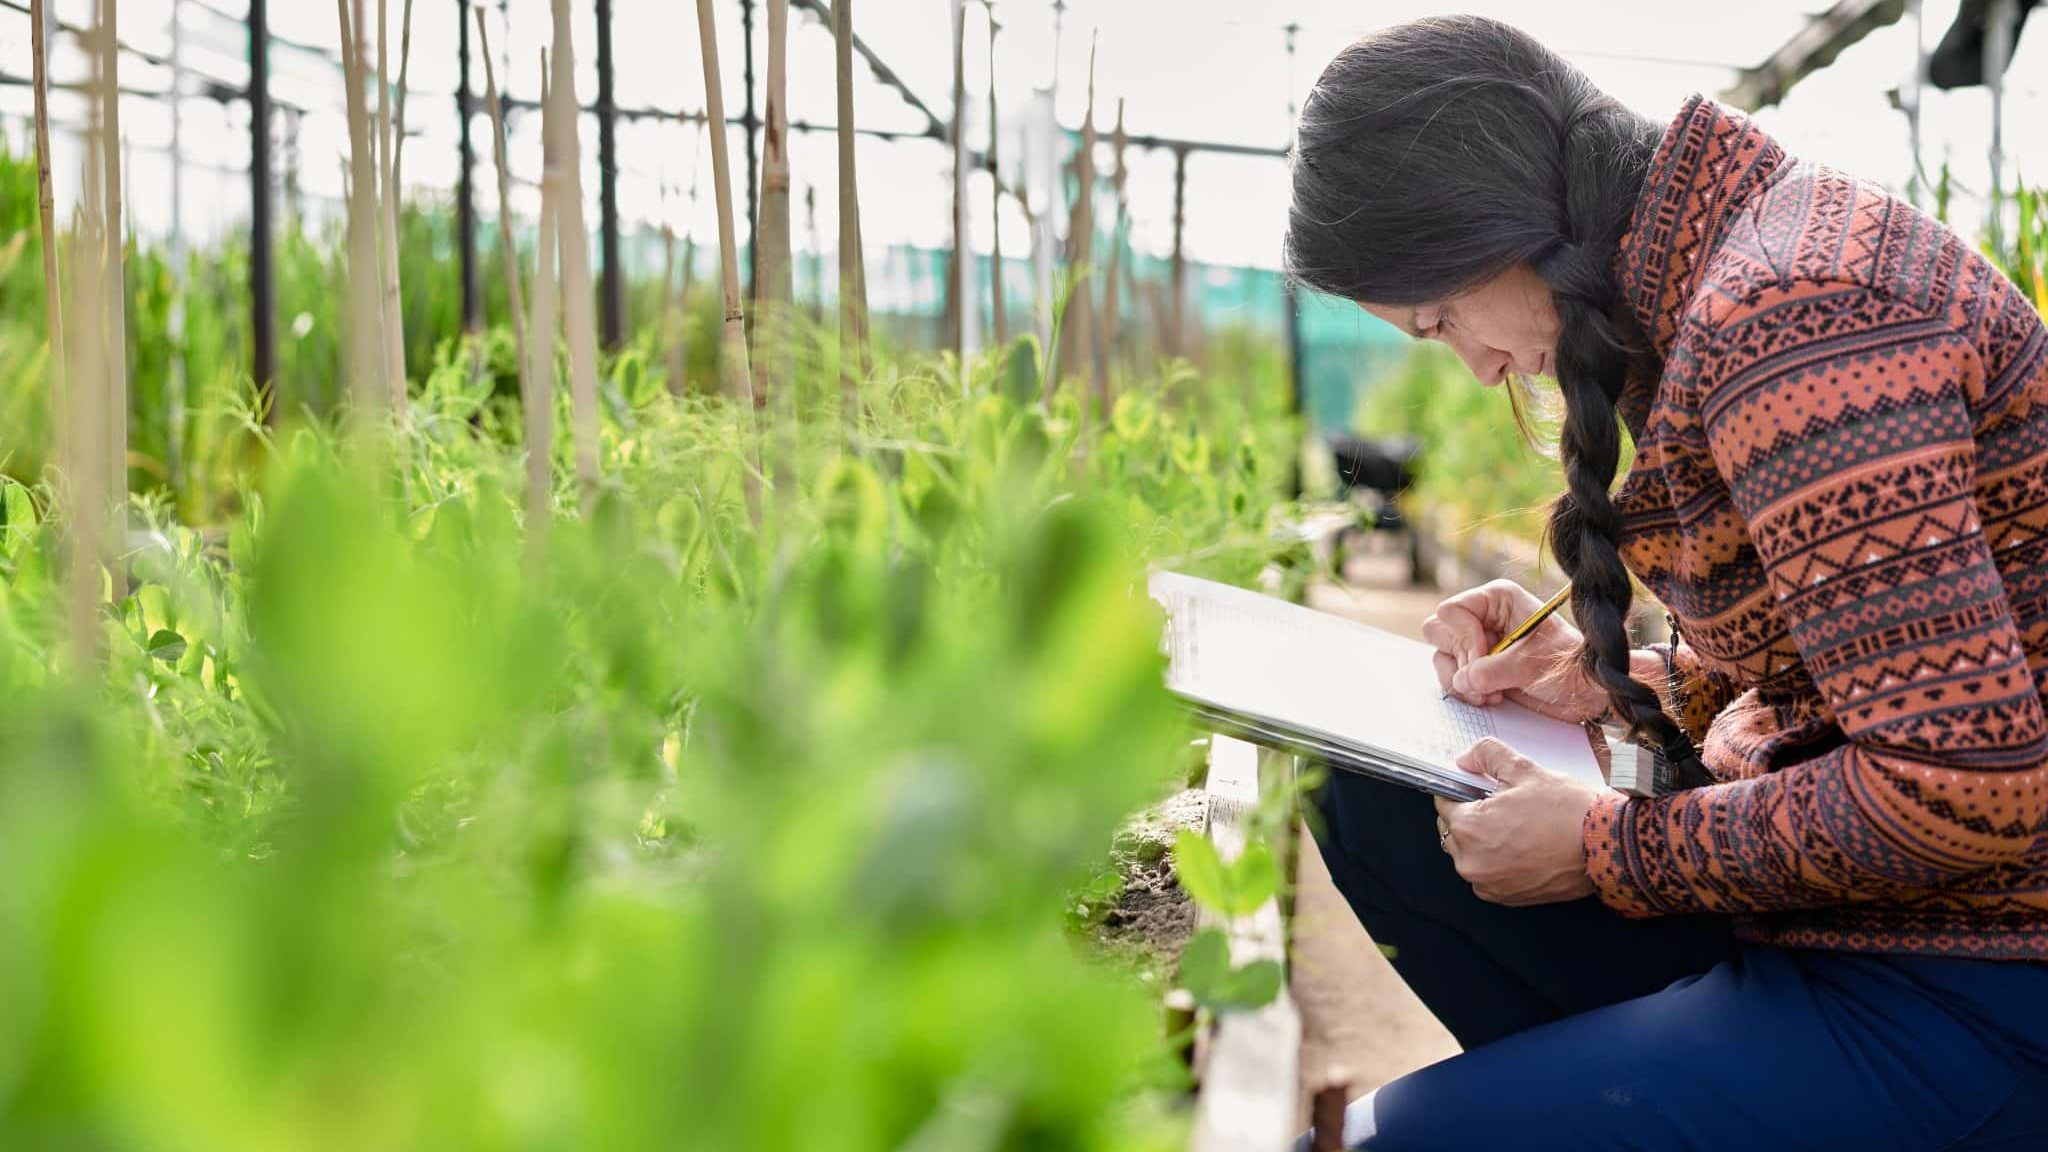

{"left": 742, "top": 0, "right": 759, "bottom": 298}
{"left": 249, "top": 0, "right": 276, "bottom": 416}
{"left": 168, "top": 0, "right": 187, "bottom": 479}
{"left": 169, "top": 0, "right": 183, "bottom": 258}
{"left": 1169, "top": 145, "right": 1186, "bottom": 358}
{"left": 457, "top": 0, "right": 479, "bottom": 332}
{"left": 1283, "top": 23, "right": 1304, "bottom": 494}
{"left": 1985, "top": 0, "right": 2017, "bottom": 254}
{"left": 596, "top": 0, "right": 623, "bottom": 349}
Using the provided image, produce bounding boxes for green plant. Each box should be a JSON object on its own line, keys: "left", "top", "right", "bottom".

{"left": 0, "top": 275, "right": 1301, "bottom": 1148}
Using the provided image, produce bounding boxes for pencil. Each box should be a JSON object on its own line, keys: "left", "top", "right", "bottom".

{"left": 1488, "top": 583, "right": 1573, "bottom": 656}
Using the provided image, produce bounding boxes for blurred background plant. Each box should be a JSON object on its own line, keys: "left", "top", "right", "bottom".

{"left": 0, "top": 295, "right": 1301, "bottom": 1146}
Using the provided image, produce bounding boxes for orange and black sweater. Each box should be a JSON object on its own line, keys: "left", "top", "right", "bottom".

{"left": 1581, "top": 95, "right": 2048, "bottom": 959}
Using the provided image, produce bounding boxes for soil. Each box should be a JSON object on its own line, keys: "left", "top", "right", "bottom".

{"left": 1091, "top": 789, "right": 1207, "bottom": 986}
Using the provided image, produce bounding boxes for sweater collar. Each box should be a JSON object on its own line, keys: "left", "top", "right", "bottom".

{"left": 1613, "top": 94, "right": 1790, "bottom": 384}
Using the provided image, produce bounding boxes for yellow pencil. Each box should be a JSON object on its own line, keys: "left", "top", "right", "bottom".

{"left": 1488, "top": 583, "right": 1573, "bottom": 656}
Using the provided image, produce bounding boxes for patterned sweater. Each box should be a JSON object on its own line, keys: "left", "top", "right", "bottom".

{"left": 1580, "top": 95, "right": 2048, "bottom": 959}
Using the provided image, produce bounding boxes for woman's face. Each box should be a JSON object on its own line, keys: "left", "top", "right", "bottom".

{"left": 1360, "top": 264, "right": 1561, "bottom": 387}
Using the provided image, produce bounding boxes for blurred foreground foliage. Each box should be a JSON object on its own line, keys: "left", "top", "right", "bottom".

{"left": 0, "top": 273, "right": 1302, "bottom": 1147}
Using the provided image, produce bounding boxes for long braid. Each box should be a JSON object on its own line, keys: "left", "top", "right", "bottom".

{"left": 1539, "top": 105, "right": 1707, "bottom": 785}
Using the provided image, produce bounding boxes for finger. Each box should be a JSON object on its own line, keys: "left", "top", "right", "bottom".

{"left": 1432, "top": 794, "right": 1464, "bottom": 825}
{"left": 1427, "top": 597, "right": 1494, "bottom": 665}
{"left": 1470, "top": 738, "right": 1544, "bottom": 786}
{"left": 1454, "top": 736, "right": 1535, "bottom": 783}
{"left": 1433, "top": 650, "right": 1461, "bottom": 697}
{"left": 1451, "top": 651, "right": 1522, "bottom": 698}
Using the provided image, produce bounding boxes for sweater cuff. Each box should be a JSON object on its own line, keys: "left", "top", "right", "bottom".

{"left": 1582, "top": 790, "right": 1661, "bottom": 918}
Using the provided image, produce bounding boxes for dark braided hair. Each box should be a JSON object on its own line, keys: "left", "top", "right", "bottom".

{"left": 1284, "top": 15, "right": 1704, "bottom": 777}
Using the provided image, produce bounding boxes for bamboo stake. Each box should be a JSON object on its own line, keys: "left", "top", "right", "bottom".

{"left": 548, "top": 0, "right": 601, "bottom": 502}
{"left": 694, "top": 0, "right": 754, "bottom": 409}
{"left": 1014, "top": 174, "right": 1041, "bottom": 353}
{"left": 66, "top": 165, "right": 110, "bottom": 669}
{"left": 805, "top": 183, "right": 822, "bottom": 317}
{"left": 1097, "top": 97, "right": 1127, "bottom": 408}
{"left": 834, "top": 0, "right": 870, "bottom": 420}
{"left": 695, "top": 0, "right": 762, "bottom": 523}
{"left": 754, "top": 0, "right": 791, "bottom": 414}
{"left": 63, "top": 40, "right": 113, "bottom": 669}
{"left": 672, "top": 173, "right": 701, "bottom": 397}
{"left": 391, "top": 0, "right": 414, "bottom": 194}
{"left": 984, "top": 1, "right": 1005, "bottom": 349}
{"left": 387, "top": 0, "right": 416, "bottom": 399}
{"left": 658, "top": 219, "right": 676, "bottom": 386}
{"left": 30, "top": 0, "right": 65, "bottom": 404}
{"left": 375, "top": 0, "right": 406, "bottom": 405}
{"left": 473, "top": 6, "right": 525, "bottom": 378}
{"left": 1058, "top": 38, "right": 1098, "bottom": 412}
{"left": 759, "top": 0, "right": 795, "bottom": 502}
{"left": 947, "top": 0, "right": 970, "bottom": 363}
{"left": 100, "top": 1, "right": 128, "bottom": 527}
{"left": 526, "top": 50, "right": 559, "bottom": 560}
{"left": 337, "top": 0, "right": 387, "bottom": 416}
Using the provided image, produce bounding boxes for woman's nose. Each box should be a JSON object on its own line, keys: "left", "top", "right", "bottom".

{"left": 1448, "top": 337, "right": 1507, "bottom": 388}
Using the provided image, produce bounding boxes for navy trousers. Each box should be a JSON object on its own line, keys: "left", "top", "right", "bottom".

{"left": 1301, "top": 768, "right": 2048, "bottom": 1151}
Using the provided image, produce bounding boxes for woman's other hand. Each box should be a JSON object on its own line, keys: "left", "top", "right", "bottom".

{"left": 1434, "top": 738, "right": 1605, "bottom": 906}
{"left": 1421, "top": 579, "right": 1606, "bottom": 723}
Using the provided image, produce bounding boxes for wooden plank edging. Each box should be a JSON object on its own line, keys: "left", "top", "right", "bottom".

{"left": 1188, "top": 735, "right": 1302, "bottom": 1152}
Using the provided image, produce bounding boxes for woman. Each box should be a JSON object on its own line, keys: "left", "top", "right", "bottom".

{"left": 1286, "top": 15, "right": 2048, "bottom": 1150}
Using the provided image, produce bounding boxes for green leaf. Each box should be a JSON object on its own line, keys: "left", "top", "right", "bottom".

{"left": 1179, "top": 930, "right": 1285, "bottom": 1015}
{"left": 146, "top": 629, "right": 188, "bottom": 664}
{"left": 1226, "top": 840, "right": 1280, "bottom": 917}
{"left": 1214, "top": 959, "right": 1283, "bottom": 1011}
{"left": 1172, "top": 830, "right": 1229, "bottom": 913}
{"left": 1177, "top": 927, "right": 1230, "bottom": 1000}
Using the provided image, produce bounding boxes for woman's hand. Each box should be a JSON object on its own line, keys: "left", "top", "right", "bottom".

{"left": 1421, "top": 579, "right": 1606, "bottom": 723}
{"left": 1434, "top": 738, "right": 1607, "bottom": 906}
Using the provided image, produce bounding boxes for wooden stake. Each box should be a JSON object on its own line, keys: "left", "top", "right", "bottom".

{"left": 1098, "top": 97, "right": 1127, "bottom": 410}
{"left": 1169, "top": 145, "right": 1187, "bottom": 361}
{"left": 658, "top": 220, "right": 676, "bottom": 389}
{"left": 834, "top": 0, "right": 871, "bottom": 421}
{"left": 693, "top": 0, "right": 754, "bottom": 409}
{"left": 66, "top": 195, "right": 109, "bottom": 670}
{"left": 391, "top": 0, "right": 415, "bottom": 194}
{"left": 473, "top": 5, "right": 526, "bottom": 381}
{"left": 375, "top": 0, "right": 407, "bottom": 405}
{"left": 695, "top": 0, "right": 762, "bottom": 523}
{"left": 672, "top": 169, "right": 701, "bottom": 396}
{"left": 1058, "top": 37, "right": 1098, "bottom": 413}
{"left": 526, "top": 49, "right": 559, "bottom": 558}
{"left": 984, "top": 1, "right": 1005, "bottom": 348}
{"left": 100, "top": 1, "right": 128, "bottom": 524}
{"left": 754, "top": 0, "right": 792, "bottom": 415}
{"left": 337, "top": 0, "right": 387, "bottom": 415}
{"left": 946, "top": 0, "right": 969, "bottom": 361}
{"left": 30, "top": 0, "right": 65, "bottom": 404}
{"left": 548, "top": 0, "right": 602, "bottom": 501}
{"left": 64, "top": 33, "right": 113, "bottom": 669}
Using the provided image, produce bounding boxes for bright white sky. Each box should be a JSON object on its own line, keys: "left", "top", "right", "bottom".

{"left": 3, "top": 0, "right": 2043, "bottom": 272}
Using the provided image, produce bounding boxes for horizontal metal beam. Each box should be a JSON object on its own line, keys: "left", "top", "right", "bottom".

{"left": 1721, "top": 0, "right": 1907, "bottom": 110}
{"left": 787, "top": 0, "right": 948, "bottom": 142}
